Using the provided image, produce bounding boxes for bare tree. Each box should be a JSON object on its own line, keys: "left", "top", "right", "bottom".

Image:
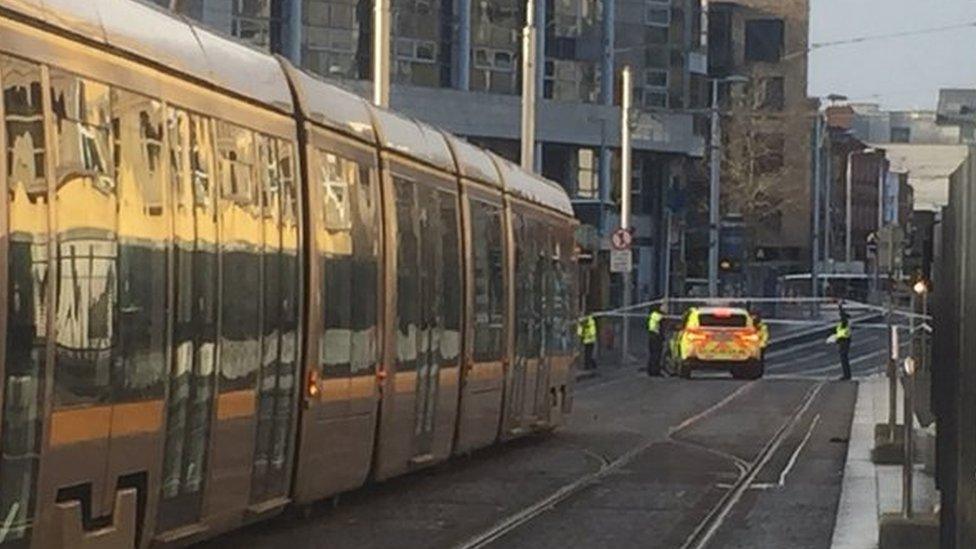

{"left": 719, "top": 80, "right": 796, "bottom": 242}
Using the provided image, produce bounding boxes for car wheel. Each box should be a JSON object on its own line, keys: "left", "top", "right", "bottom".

{"left": 739, "top": 361, "right": 763, "bottom": 380}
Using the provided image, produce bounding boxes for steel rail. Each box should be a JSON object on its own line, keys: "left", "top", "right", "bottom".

{"left": 679, "top": 381, "right": 826, "bottom": 549}
{"left": 454, "top": 382, "right": 760, "bottom": 549}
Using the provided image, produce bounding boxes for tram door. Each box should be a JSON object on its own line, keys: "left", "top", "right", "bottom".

{"left": 249, "top": 138, "right": 301, "bottom": 503}
{"left": 394, "top": 178, "right": 460, "bottom": 458}
{"left": 157, "top": 109, "right": 219, "bottom": 531}
{"left": 0, "top": 56, "right": 50, "bottom": 549}
{"left": 532, "top": 225, "right": 555, "bottom": 424}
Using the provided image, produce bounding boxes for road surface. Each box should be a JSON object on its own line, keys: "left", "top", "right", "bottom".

{"left": 200, "top": 331, "right": 887, "bottom": 548}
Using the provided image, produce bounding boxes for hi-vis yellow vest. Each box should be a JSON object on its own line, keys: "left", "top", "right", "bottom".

{"left": 836, "top": 322, "right": 851, "bottom": 340}
{"left": 648, "top": 311, "right": 663, "bottom": 334}
{"left": 578, "top": 316, "right": 597, "bottom": 344}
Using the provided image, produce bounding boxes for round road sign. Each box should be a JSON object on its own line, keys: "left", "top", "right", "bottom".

{"left": 611, "top": 228, "right": 633, "bottom": 250}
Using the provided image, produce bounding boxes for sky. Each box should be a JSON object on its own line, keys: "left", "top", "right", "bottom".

{"left": 809, "top": 0, "right": 976, "bottom": 110}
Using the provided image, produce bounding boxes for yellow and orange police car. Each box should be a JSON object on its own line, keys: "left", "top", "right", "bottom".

{"left": 665, "top": 307, "right": 764, "bottom": 380}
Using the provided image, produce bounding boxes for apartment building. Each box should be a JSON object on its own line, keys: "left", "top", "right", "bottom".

{"left": 701, "top": 0, "right": 814, "bottom": 289}
{"left": 156, "top": 0, "right": 709, "bottom": 307}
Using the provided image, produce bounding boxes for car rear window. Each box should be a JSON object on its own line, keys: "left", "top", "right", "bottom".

{"left": 698, "top": 313, "right": 748, "bottom": 328}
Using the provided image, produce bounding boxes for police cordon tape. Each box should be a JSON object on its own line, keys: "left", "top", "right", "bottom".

{"left": 583, "top": 296, "right": 930, "bottom": 323}
{"left": 578, "top": 297, "right": 898, "bottom": 354}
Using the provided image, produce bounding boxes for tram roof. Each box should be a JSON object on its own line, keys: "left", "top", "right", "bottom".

{"left": 370, "top": 107, "right": 456, "bottom": 172}
{"left": 286, "top": 68, "right": 377, "bottom": 142}
{"left": 442, "top": 134, "right": 504, "bottom": 189}
{"left": 0, "top": 0, "right": 295, "bottom": 113}
{"left": 491, "top": 154, "right": 575, "bottom": 216}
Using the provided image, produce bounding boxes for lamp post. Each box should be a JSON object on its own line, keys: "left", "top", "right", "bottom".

{"left": 620, "top": 66, "right": 634, "bottom": 364}
{"left": 520, "top": 0, "right": 539, "bottom": 171}
{"left": 708, "top": 75, "right": 749, "bottom": 298}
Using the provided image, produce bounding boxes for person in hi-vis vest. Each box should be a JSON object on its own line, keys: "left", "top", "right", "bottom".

{"left": 578, "top": 314, "right": 597, "bottom": 371}
{"left": 646, "top": 305, "right": 665, "bottom": 377}
{"left": 831, "top": 311, "right": 852, "bottom": 380}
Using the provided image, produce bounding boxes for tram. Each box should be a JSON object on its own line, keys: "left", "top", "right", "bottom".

{"left": 0, "top": 2, "right": 579, "bottom": 547}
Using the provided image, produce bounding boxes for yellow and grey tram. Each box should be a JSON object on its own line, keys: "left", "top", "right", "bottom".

{"left": 0, "top": 1, "right": 579, "bottom": 547}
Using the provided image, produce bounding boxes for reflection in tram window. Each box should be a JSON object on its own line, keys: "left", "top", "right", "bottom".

{"left": 515, "top": 215, "right": 544, "bottom": 360}
{"left": 251, "top": 137, "right": 301, "bottom": 502}
{"left": 0, "top": 55, "right": 49, "bottom": 548}
{"left": 394, "top": 178, "right": 461, "bottom": 440}
{"left": 546, "top": 228, "right": 575, "bottom": 355}
{"left": 159, "top": 108, "right": 217, "bottom": 524}
{"left": 217, "top": 121, "right": 261, "bottom": 393}
{"left": 112, "top": 88, "right": 167, "bottom": 401}
{"left": 470, "top": 200, "right": 505, "bottom": 362}
{"left": 50, "top": 69, "right": 117, "bottom": 407}
{"left": 313, "top": 148, "right": 379, "bottom": 381}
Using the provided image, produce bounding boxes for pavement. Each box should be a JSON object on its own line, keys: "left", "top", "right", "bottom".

{"left": 198, "top": 331, "right": 893, "bottom": 549}
{"left": 830, "top": 374, "right": 939, "bottom": 549}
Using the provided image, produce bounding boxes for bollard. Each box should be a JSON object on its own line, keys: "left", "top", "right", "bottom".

{"left": 902, "top": 357, "right": 917, "bottom": 519}
{"left": 888, "top": 324, "right": 898, "bottom": 444}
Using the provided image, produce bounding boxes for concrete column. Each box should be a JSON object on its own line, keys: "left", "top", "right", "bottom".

{"left": 457, "top": 0, "right": 471, "bottom": 90}
{"left": 283, "top": 0, "right": 303, "bottom": 66}
{"left": 534, "top": 0, "right": 546, "bottom": 173}
{"left": 599, "top": 0, "right": 615, "bottom": 233}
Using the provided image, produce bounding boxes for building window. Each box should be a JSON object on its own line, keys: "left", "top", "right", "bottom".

{"left": 229, "top": 0, "right": 277, "bottom": 49}
{"left": 755, "top": 76, "right": 785, "bottom": 111}
{"left": 474, "top": 48, "right": 515, "bottom": 72}
{"left": 644, "top": 0, "right": 671, "bottom": 28}
{"left": 755, "top": 133, "right": 785, "bottom": 175}
{"left": 396, "top": 38, "right": 437, "bottom": 64}
{"left": 545, "top": 60, "right": 596, "bottom": 102}
{"left": 745, "top": 19, "right": 784, "bottom": 63}
{"left": 576, "top": 148, "right": 598, "bottom": 199}
{"left": 638, "top": 68, "right": 669, "bottom": 108}
{"left": 891, "top": 127, "right": 911, "bottom": 143}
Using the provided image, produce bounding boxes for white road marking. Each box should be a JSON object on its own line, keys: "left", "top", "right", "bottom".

{"left": 750, "top": 413, "right": 822, "bottom": 490}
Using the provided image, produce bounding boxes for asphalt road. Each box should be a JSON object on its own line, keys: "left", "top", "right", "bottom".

{"left": 200, "top": 333, "right": 885, "bottom": 549}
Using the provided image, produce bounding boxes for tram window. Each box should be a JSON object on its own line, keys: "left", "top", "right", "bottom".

{"left": 470, "top": 199, "right": 505, "bottom": 362}
{"left": 217, "top": 121, "right": 262, "bottom": 392}
{"left": 515, "top": 214, "right": 544, "bottom": 360}
{"left": 439, "top": 190, "right": 461, "bottom": 365}
{"left": 394, "top": 176, "right": 420, "bottom": 372}
{"left": 1, "top": 55, "right": 49, "bottom": 546}
{"left": 350, "top": 161, "right": 379, "bottom": 376}
{"left": 50, "top": 69, "right": 117, "bottom": 407}
{"left": 112, "top": 88, "right": 167, "bottom": 400}
{"left": 313, "top": 148, "right": 378, "bottom": 378}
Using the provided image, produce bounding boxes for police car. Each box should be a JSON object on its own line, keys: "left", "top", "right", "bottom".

{"left": 664, "top": 307, "right": 764, "bottom": 380}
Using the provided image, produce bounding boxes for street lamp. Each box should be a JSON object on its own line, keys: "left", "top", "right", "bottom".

{"left": 913, "top": 280, "right": 927, "bottom": 296}
{"left": 708, "top": 74, "right": 749, "bottom": 298}
{"left": 845, "top": 147, "right": 877, "bottom": 264}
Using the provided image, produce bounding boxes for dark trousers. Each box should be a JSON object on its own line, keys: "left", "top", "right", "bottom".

{"left": 583, "top": 343, "right": 596, "bottom": 371}
{"left": 839, "top": 339, "right": 851, "bottom": 379}
{"left": 647, "top": 333, "right": 662, "bottom": 376}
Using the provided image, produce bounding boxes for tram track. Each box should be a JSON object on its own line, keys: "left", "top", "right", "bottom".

{"left": 457, "top": 378, "right": 826, "bottom": 549}
{"left": 678, "top": 381, "right": 825, "bottom": 549}
{"left": 454, "top": 382, "right": 760, "bottom": 549}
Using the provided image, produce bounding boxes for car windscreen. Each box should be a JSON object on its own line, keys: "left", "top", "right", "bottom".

{"left": 698, "top": 313, "right": 748, "bottom": 328}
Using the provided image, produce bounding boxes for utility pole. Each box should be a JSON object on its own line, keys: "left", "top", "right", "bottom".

{"left": 373, "top": 0, "right": 391, "bottom": 107}
{"left": 708, "top": 78, "right": 721, "bottom": 298}
{"left": 620, "top": 65, "right": 634, "bottom": 363}
{"left": 521, "top": 0, "right": 538, "bottom": 171}
{"left": 812, "top": 111, "right": 823, "bottom": 300}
